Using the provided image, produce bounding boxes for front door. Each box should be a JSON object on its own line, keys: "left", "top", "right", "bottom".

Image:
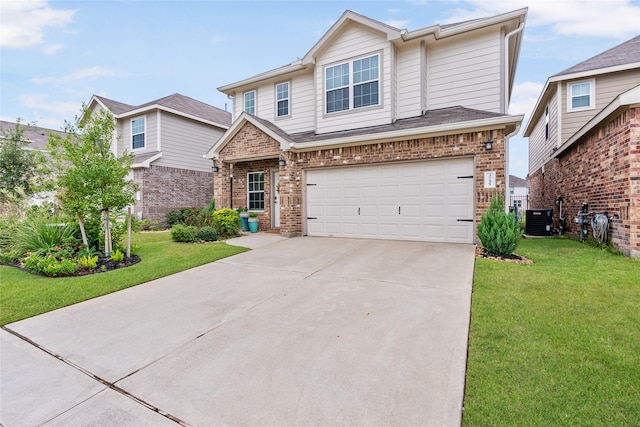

{"left": 272, "top": 170, "right": 280, "bottom": 228}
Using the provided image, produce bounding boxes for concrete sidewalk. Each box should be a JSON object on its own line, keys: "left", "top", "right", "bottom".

{"left": 1, "top": 236, "right": 475, "bottom": 426}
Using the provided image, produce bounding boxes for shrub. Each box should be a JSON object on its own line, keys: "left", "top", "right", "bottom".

{"left": 17, "top": 216, "right": 79, "bottom": 257}
{"left": 477, "top": 194, "right": 521, "bottom": 257}
{"left": 110, "top": 249, "right": 125, "bottom": 262}
{"left": 171, "top": 224, "right": 199, "bottom": 243}
{"left": 0, "top": 248, "right": 21, "bottom": 263}
{"left": 23, "top": 254, "right": 77, "bottom": 276}
{"left": 181, "top": 207, "right": 202, "bottom": 227}
{"left": 166, "top": 209, "right": 183, "bottom": 227}
{"left": 78, "top": 255, "right": 98, "bottom": 269}
{"left": 212, "top": 208, "right": 241, "bottom": 239}
{"left": 197, "top": 226, "right": 217, "bottom": 242}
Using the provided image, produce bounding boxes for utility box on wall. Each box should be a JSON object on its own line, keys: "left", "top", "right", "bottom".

{"left": 525, "top": 209, "right": 553, "bottom": 236}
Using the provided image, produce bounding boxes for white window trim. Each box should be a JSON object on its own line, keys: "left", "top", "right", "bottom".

{"left": 247, "top": 171, "right": 265, "bottom": 211}
{"left": 275, "top": 81, "right": 291, "bottom": 119}
{"left": 244, "top": 90, "right": 256, "bottom": 115}
{"left": 130, "top": 115, "right": 146, "bottom": 151}
{"left": 567, "top": 78, "right": 595, "bottom": 112}
{"left": 323, "top": 52, "right": 381, "bottom": 115}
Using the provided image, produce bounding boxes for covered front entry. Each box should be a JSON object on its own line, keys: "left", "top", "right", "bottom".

{"left": 305, "top": 157, "right": 475, "bottom": 243}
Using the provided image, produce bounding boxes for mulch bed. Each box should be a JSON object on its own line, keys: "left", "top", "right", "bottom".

{"left": 1, "top": 255, "right": 141, "bottom": 277}
{"left": 475, "top": 246, "right": 533, "bottom": 264}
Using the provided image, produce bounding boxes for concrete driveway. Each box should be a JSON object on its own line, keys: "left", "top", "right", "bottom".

{"left": 1, "top": 236, "right": 475, "bottom": 426}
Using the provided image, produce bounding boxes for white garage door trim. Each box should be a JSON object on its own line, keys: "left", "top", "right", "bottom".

{"left": 305, "top": 157, "right": 475, "bottom": 243}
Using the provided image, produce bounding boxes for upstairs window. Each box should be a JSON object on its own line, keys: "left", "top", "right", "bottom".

{"left": 325, "top": 54, "right": 379, "bottom": 114}
{"left": 247, "top": 171, "right": 264, "bottom": 210}
{"left": 545, "top": 105, "right": 549, "bottom": 140}
{"left": 568, "top": 80, "right": 594, "bottom": 111}
{"left": 131, "top": 117, "right": 145, "bottom": 150}
{"left": 244, "top": 91, "right": 256, "bottom": 115}
{"left": 276, "top": 82, "right": 289, "bottom": 117}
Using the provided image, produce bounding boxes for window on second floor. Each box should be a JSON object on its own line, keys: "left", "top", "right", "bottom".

{"left": 276, "top": 82, "right": 289, "bottom": 117}
{"left": 131, "top": 116, "right": 145, "bottom": 150}
{"left": 568, "top": 80, "right": 595, "bottom": 111}
{"left": 325, "top": 54, "right": 379, "bottom": 114}
{"left": 545, "top": 105, "right": 549, "bottom": 140}
{"left": 244, "top": 91, "right": 256, "bottom": 115}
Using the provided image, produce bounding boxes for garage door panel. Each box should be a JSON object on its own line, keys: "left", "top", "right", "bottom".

{"left": 306, "top": 158, "right": 474, "bottom": 243}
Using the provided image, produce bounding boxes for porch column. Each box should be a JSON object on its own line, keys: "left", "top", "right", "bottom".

{"left": 214, "top": 161, "right": 231, "bottom": 209}
{"left": 279, "top": 151, "right": 303, "bottom": 237}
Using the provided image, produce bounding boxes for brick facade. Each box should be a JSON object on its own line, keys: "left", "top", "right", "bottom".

{"left": 529, "top": 107, "right": 639, "bottom": 257}
{"left": 214, "top": 122, "right": 509, "bottom": 241}
{"left": 134, "top": 165, "right": 214, "bottom": 225}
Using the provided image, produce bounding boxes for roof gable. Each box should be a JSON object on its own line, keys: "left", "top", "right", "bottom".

{"left": 302, "top": 10, "right": 402, "bottom": 64}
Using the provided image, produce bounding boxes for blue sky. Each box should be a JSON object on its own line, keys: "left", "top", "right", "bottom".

{"left": 1, "top": 0, "right": 639, "bottom": 179}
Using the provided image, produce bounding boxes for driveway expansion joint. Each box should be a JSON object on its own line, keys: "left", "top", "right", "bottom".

{"left": 1, "top": 326, "right": 191, "bottom": 427}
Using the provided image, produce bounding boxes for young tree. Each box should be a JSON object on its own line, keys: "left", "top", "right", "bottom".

{"left": 0, "top": 119, "right": 47, "bottom": 200}
{"left": 47, "top": 108, "right": 137, "bottom": 252}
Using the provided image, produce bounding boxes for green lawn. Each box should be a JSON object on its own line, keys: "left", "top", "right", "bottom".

{"left": 464, "top": 238, "right": 640, "bottom": 426}
{"left": 0, "top": 232, "right": 248, "bottom": 325}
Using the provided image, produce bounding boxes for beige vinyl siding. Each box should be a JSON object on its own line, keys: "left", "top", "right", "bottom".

{"left": 118, "top": 113, "right": 156, "bottom": 157}
{"left": 428, "top": 29, "right": 502, "bottom": 113}
{"left": 528, "top": 90, "right": 559, "bottom": 174}
{"left": 280, "top": 72, "right": 315, "bottom": 134}
{"left": 561, "top": 70, "right": 640, "bottom": 142}
{"left": 396, "top": 43, "right": 422, "bottom": 119}
{"left": 315, "top": 22, "right": 393, "bottom": 133}
{"left": 156, "top": 112, "right": 225, "bottom": 172}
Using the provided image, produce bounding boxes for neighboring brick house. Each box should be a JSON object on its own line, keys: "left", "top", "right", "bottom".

{"left": 86, "top": 94, "right": 231, "bottom": 223}
{"left": 524, "top": 36, "right": 640, "bottom": 257}
{"left": 206, "top": 9, "right": 526, "bottom": 244}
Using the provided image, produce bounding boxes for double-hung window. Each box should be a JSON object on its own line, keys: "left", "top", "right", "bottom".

{"left": 276, "top": 82, "right": 289, "bottom": 117}
{"left": 247, "top": 172, "right": 264, "bottom": 210}
{"left": 568, "top": 80, "right": 594, "bottom": 111}
{"left": 325, "top": 54, "right": 379, "bottom": 114}
{"left": 244, "top": 91, "right": 256, "bottom": 115}
{"left": 131, "top": 117, "right": 145, "bottom": 150}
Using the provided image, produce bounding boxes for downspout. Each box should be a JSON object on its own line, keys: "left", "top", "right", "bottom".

{"left": 504, "top": 21, "right": 525, "bottom": 113}
{"left": 503, "top": 21, "right": 525, "bottom": 213}
{"left": 504, "top": 124, "right": 521, "bottom": 213}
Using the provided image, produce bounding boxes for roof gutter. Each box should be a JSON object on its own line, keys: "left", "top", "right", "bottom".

{"left": 288, "top": 114, "right": 524, "bottom": 152}
{"left": 217, "top": 62, "right": 307, "bottom": 93}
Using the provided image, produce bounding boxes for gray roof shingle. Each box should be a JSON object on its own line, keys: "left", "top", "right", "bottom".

{"left": 0, "top": 120, "right": 67, "bottom": 151}
{"left": 94, "top": 93, "right": 231, "bottom": 127}
{"left": 553, "top": 35, "right": 640, "bottom": 77}
{"left": 289, "top": 106, "right": 508, "bottom": 144}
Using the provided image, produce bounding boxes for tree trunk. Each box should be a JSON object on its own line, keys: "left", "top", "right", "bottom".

{"left": 102, "top": 209, "right": 112, "bottom": 255}
{"left": 77, "top": 215, "right": 88, "bottom": 247}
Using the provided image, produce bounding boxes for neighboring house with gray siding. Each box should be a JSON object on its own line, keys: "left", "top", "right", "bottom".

{"left": 87, "top": 93, "right": 231, "bottom": 223}
{"left": 524, "top": 35, "right": 640, "bottom": 257}
{"left": 206, "top": 9, "right": 526, "bottom": 244}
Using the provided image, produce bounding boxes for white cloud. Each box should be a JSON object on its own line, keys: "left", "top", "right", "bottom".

{"left": 30, "top": 66, "right": 123, "bottom": 84}
{"left": 0, "top": 0, "right": 75, "bottom": 48}
{"left": 444, "top": 0, "right": 640, "bottom": 39}
{"left": 18, "top": 94, "right": 79, "bottom": 115}
{"left": 42, "top": 43, "right": 63, "bottom": 55}
{"left": 385, "top": 19, "right": 410, "bottom": 29}
{"left": 509, "top": 81, "right": 545, "bottom": 117}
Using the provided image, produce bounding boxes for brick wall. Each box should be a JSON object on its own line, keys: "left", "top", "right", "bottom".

{"left": 529, "top": 107, "right": 639, "bottom": 257}
{"left": 215, "top": 122, "right": 508, "bottom": 242}
{"left": 133, "top": 165, "right": 214, "bottom": 225}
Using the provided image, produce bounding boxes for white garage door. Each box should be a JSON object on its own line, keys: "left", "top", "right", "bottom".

{"left": 306, "top": 158, "right": 475, "bottom": 243}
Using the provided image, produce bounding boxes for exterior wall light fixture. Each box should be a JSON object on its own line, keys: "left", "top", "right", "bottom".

{"left": 278, "top": 157, "right": 286, "bottom": 167}
{"left": 212, "top": 163, "right": 219, "bottom": 173}
{"left": 484, "top": 140, "right": 493, "bottom": 151}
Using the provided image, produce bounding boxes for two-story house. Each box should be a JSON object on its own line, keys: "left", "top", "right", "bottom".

{"left": 206, "top": 9, "right": 526, "bottom": 244}
{"left": 524, "top": 36, "right": 640, "bottom": 257}
{"left": 86, "top": 93, "right": 231, "bottom": 223}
